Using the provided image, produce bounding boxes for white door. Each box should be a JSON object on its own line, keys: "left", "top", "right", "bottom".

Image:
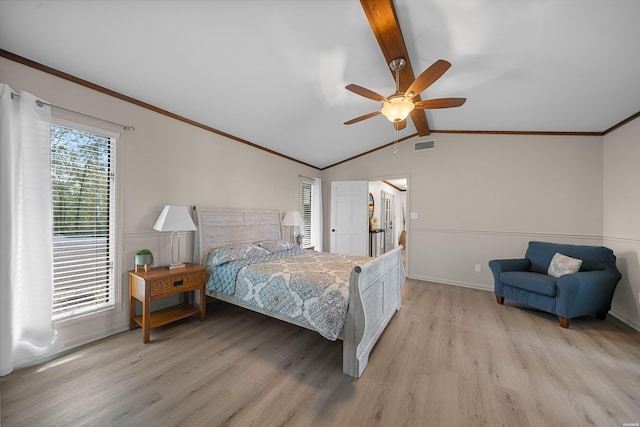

{"left": 381, "top": 190, "right": 394, "bottom": 253}
{"left": 330, "top": 180, "right": 368, "bottom": 256}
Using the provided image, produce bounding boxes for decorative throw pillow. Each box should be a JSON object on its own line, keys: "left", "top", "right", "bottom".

{"left": 205, "top": 244, "right": 269, "bottom": 267}
{"left": 548, "top": 252, "right": 582, "bottom": 278}
{"left": 254, "top": 240, "right": 297, "bottom": 253}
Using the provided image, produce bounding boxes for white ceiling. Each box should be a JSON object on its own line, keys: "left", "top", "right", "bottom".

{"left": 2, "top": 1, "right": 639, "bottom": 169}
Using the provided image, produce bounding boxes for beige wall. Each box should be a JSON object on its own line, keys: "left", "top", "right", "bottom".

{"left": 322, "top": 133, "right": 605, "bottom": 289}
{"left": 1, "top": 57, "right": 320, "bottom": 348}
{"left": 604, "top": 116, "right": 640, "bottom": 330}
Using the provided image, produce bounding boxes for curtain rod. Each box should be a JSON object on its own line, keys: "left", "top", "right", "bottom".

{"left": 10, "top": 92, "right": 135, "bottom": 131}
{"left": 298, "top": 174, "right": 317, "bottom": 181}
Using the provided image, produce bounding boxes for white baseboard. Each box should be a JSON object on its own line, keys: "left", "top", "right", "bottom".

{"left": 407, "top": 274, "right": 493, "bottom": 292}
{"left": 57, "top": 323, "right": 130, "bottom": 351}
{"left": 609, "top": 310, "right": 640, "bottom": 332}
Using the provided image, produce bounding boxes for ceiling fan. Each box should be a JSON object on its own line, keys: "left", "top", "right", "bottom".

{"left": 344, "top": 57, "right": 466, "bottom": 131}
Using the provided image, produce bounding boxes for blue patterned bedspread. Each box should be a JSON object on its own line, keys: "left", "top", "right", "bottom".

{"left": 208, "top": 250, "right": 301, "bottom": 295}
{"left": 206, "top": 249, "right": 371, "bottom": 340}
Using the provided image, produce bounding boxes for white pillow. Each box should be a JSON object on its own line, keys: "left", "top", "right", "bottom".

{"left": 548, "top": 253, "right": 582, "bottom": 278}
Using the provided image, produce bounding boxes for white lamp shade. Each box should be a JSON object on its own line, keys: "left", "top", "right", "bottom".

{"left": 153, "top": 205, "right": 197, "bottom": 232}
{"left": 380, "top": 96, "right": 415, "bottom": 122}
{"left": 282, "top": 211, "right": 303, "bottom": 227}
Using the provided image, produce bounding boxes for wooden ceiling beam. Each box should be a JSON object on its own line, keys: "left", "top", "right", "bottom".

{"left": 360, "top": 0, "right": 431, "bottom": 135}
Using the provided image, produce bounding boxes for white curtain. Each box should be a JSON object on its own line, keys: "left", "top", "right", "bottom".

{"left": 0, "top": 84, "right": 62, "bottom": 376}
{"left": 311, "top": 178, "right": 323, "bottom": 252}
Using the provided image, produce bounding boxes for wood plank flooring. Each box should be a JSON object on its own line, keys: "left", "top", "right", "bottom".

{"left": 2, "top": 278, "right": 639, "bottom": 426}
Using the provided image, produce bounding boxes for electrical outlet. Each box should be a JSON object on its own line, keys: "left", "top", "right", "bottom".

{"left": 475, "top": 264, "right": 482, "bottom": 272}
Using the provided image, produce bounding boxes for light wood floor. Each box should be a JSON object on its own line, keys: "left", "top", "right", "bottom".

{"left": 2, "top": 279, "right": 639, "bottom": 427}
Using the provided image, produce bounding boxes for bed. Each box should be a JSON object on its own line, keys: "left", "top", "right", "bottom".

{"left": 193, "top": 206, "right": 405, "bottom": 378}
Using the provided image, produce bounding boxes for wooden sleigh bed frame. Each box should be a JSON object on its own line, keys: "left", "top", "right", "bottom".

{"left": 193, "top": 206, "right": 404, "bottom": 378}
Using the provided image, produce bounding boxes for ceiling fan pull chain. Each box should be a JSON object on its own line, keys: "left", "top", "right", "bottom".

{"left": 394, "top": 126, "right": 399, "bottom": 154}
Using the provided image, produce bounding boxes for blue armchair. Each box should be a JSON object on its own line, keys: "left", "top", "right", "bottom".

{"left": 489, "top": 241, "right": 621, "bottom": 328}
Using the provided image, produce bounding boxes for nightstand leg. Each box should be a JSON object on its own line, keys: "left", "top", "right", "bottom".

{"left": 199, "top": 290, "right": 206, "bottom": 321}
{"left": 142, "top": 296, "right": 151, "bottom": 343}
{"left": 129, "top": 296, "right": 136, "bottom": 330}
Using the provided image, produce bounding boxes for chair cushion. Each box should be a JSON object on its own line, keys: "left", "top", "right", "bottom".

{"left": 500, "top": 271, "right": 557, "bottom": 297}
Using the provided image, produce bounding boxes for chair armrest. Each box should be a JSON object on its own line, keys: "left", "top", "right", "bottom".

{"left": 488, "top": 258, "right": 531, "bottom": 295}
{"left": 555, "top": 270, "right": 621, "bottom": 317}
{"left": 488, "top": 258, "right": 530, "bottom": 274}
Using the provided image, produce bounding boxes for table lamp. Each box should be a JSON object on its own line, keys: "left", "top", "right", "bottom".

{"left": 282, "top": 211, "right": 303, "bottom": 245}
{"left": 153, "top": 205, "right": 197, "bottom": 269}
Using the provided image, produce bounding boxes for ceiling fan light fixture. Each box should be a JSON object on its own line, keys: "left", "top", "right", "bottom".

{"left": 381, "top": 96, "right": 415, "bottom": 122}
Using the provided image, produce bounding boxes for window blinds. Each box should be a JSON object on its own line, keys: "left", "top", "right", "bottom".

{"left": 299, "top": 178, "right": 313, "bottom": 247}
{"left": 51, "top": 124, "right": 116, "bottom": 320}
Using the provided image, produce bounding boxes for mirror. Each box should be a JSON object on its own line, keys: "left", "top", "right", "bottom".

{"left": 368, "top": 193, "right": 374, "bottom": 218}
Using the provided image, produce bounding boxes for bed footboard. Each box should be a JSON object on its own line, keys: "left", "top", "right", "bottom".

{"left": 342, "top": 246, "right": 405, "bottom": 378}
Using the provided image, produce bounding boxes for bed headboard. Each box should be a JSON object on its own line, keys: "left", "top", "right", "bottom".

{"left": 193, "top": 206, "right": 283, "bottom": 265}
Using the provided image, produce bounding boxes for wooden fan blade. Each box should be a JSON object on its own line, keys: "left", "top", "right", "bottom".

{"left": 345, "top": 84, "right": 387, "bottom": 102}
{"left": 394, "top": 120, "right": 407, "bottom": 130}
{"left": 344, "top": 111, "right": 381, "bottom": 125}
{"left": 414, "top": 98, "right": 467, "bottom": 109}
{"left": 405, "top": 60, "right": 452, "bottom": 98}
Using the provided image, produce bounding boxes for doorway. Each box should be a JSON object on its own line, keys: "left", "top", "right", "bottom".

{"left": 367, "top": 177, "right": 407, "bottom": 268}
{"left": 328, "top": 178, "right": 408, "bottom": 273}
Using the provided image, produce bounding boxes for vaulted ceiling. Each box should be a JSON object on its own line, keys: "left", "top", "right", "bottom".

{"left": 1, "top": 0, "right": 639, "bottom": 169}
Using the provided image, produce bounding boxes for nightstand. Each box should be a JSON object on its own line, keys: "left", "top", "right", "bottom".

{"left": 129, "top": 263, "right": 206, "bottom": 343}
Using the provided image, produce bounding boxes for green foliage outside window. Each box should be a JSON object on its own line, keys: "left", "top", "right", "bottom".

{"left": 51, "top": 124, "right": 112, "bottom": 238}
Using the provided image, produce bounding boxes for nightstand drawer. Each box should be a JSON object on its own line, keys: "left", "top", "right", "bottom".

{"left": 149, "top": 270, "right": 205, "bottom": 296}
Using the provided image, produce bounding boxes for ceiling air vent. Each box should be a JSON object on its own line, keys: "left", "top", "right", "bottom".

{"left": 414, "top": 139, "right": 435, "bottom": 152}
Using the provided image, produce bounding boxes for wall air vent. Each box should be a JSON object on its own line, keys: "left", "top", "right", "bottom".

{"left": 414, "top": 139, "right": 436, "bottom": 152}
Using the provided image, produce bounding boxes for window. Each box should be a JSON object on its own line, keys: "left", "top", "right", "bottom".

{"left": 299, "top": 177, "right": 313, "bottom": 247}
{"left": 51, "top": 121, "right": 117, "bottom": 321}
